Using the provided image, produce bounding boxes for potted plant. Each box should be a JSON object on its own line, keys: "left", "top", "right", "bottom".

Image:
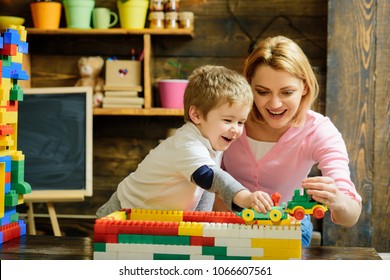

{"left": 30, "top": 0, "right": 62, "bottom": 30}
{"left": 117, "top": 0, "right": 149, "bottom": 29}
{"left": 157, "top": 59, "right": 191, "bottom": 109}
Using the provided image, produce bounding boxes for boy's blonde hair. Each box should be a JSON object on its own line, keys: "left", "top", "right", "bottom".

{"left": 244, "top": 36, "right": 319, "bottom": 127}
{"left": 184, "top": 65, "right": 253, "bottom": 122}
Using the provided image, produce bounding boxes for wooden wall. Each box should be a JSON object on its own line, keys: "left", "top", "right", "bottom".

{"left": 325, "top": 0, "right": 389, "bottom": 252}
{"left": 3, "top": 0, "right": 388, "bottom": 252}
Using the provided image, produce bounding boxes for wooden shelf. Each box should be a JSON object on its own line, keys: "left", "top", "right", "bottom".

{"left": 93, "top": 107, "right": 184, "bottom": 116}
{"left": 26, "top": 28, "right": 193, "bottom": 117}
{"left": 26, "top": 28, "right": 194, "bottom": 37}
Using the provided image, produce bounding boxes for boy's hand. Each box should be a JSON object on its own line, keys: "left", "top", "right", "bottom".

{"left": 234, "top": 190, "right": 273, "bottom": 213}
{"left": 250, "top": 191, "right": 274, "bottom": 213}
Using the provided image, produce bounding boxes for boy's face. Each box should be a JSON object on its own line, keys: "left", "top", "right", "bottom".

{"left": 193, "top": 102, "right": 251, "bottom": 151}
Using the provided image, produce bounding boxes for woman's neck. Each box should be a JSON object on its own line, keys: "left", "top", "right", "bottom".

{"left": 245, "top": 119, "right": 290, "bottom": 142}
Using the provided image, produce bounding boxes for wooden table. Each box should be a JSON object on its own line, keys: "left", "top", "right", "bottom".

{"left": 0, "top": 235, "right": 382, "bottom": 260}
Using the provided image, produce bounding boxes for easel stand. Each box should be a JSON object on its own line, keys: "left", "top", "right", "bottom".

{"left": 24, "top": 191, "right": 85, "bottom": 236}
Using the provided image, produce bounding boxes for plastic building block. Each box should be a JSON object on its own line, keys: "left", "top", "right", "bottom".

{"left": 236, "top": 190, "right": 328, "bottom": 224}
{"left": 93, "top": 208, "right": 302, "bottom": 260}
{"left": 0, "top": 25, "right": 31, "bottom": 244}
{"left": 285, "top": 188, "right": 328, "bottom": 220}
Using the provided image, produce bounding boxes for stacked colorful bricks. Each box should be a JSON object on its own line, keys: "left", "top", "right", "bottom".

{"left": 0, "top": 25, "right": 31, "bottom": 244}
{"left": 94, "top": 209, "right": 302, "bottom": 260}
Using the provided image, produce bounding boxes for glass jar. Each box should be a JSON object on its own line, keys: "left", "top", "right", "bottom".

{"left": 165, "top": 11, "right": 179, "bottom": 29}
{"left": 148, "top": 12, "right": 165, "bottom": 29}
{"left": 179, "top": 11, "right": 194, "bottom": 29}
{"left": 150, "top": 0, "right": 166, "bottom": 12}
{"left": 164, "top": 0, "right": 180, "bottom": 12}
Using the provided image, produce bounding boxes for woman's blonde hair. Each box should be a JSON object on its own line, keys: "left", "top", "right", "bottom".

{"left": 184, "top": 65, "right": 253, "bottom": 122}
{"left": 244, "top": 36, "right": 319, "bottom": 126}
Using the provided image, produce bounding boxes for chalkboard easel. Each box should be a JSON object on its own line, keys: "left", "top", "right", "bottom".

{"left": 18, "top": 87, "right": 93, "bottom": 236}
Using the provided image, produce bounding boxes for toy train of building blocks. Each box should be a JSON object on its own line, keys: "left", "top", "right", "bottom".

{"left": 285, "top": 188, "right": 328, "bottom": 220}
{"left": 236, "top": 188, "right": 328, "bottom": 225}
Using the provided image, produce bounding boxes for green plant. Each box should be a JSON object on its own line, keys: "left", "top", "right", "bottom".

{"left": 167, "top": 59, "right": 191, "bottom": 79}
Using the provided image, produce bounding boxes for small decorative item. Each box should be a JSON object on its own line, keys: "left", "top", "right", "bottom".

{"left": 75, "top": 56, "right": 105, "bottom": 107}
{"left": 30, "top": 0, "right": 62, "bottom": 30}
{"left": 117, "top": 0, "right": 149, "bottom": 29}
{"left": 63, "top": 0, "right": 95, "bottom": 29}
{"left": 157, "top": 59, "right": 190, "bottom": 109}
{"left": 158, "top": 79, "right": 188, "bottom": 109}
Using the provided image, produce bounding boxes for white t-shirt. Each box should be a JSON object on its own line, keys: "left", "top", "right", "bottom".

{"left": 246, "top": 137, "right": 276, "bottom": 160}
{"left": 117, "top": 122, "right": 223, "bottom": 210}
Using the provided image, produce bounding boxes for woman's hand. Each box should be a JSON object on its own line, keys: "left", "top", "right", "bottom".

{"left": 302, "top": 176, "right": 361, "bottom": 227}
{"left": 301, "top": 176, "right": 344, "bottom": 211}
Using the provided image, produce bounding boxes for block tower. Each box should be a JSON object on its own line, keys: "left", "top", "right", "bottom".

{"left": 94, "top": 209, "right": 302, "bottom": 260}
{"left": 0, "top": 25, "right": 31, "bottom": 244}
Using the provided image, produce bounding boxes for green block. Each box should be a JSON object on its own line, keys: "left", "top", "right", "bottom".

{"left": 94, "top": 243, "right": 106, "bottom": 252}
{"left": 118, "top": 234, "right": 154, "bottom": 244}
{"left": 10, "top": 212, "right": 19, "bottom": 223}
{"left": 154, "top": 235, "right": 190, "bottom": 245}
{"left": 10, "top": 85, "right": 24, "bottom": 101}
{"left": 202, "top": 246, "right": 227, "bottom": 256}
{"left": 215, "top": 255, "right": 251, "bottom": 260}
{"left": 154, "top": 254, "right": 190, "bottom": 260}
{"left": 1, "top": 55, "right": 12, "bottom": 66}
{"left": 11, "top": 181, "right": 31, "bottom": 195}
{"left": 5, "top": 190, "right": 18, "bottom": 206}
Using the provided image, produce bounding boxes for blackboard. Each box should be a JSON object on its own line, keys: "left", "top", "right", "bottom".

{"left": 18, "top": 87, "right": 93, "bottom": 199}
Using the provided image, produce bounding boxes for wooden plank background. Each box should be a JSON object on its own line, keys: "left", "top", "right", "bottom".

{"left": 326, "top": 0, "right": 389, "bottom": 252}
{"left": 2, "top": 0, "right": 388, "bottom": 252}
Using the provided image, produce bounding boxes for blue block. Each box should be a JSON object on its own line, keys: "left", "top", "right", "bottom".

{"left": 5, "top": 182, "right": 11, "bottom": 193}
{"left": 19, "top": 220, "right": 26, "bottom": 236}
{"left": 0, "top": 214, "right": 10, "bottom": 226}
{"left": 4, "top": 29, "right": 20, "bottom": 45}
{"left": 0, "top": 155, "right": 12, "bottom": 172}
{"left": 1, "top": 65, "right": 10, "bottom": 78}
{"left": 11, "top": 70, "right": 29, "bottom": 80}
{"left": 18, "top": 41, "right": 29, "bottom": 54}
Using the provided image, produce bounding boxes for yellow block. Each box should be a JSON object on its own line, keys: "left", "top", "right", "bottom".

{"left": 105, "top": 210, "right": 127, "bottom": 220}
{"left": 178, "top": 221, "right": 203, "bottom": 236}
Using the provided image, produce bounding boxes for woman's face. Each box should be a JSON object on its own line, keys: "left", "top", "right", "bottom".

{"left": 251, "top": 65, "right": 306, "bottom": 131}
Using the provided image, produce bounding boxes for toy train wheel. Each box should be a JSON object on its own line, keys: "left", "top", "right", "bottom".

{"left": 312, "top": 206, "right": 326, "bottom": 219}
{"left": 293, "top": 207, "right": 305, "bottom": 220}
{"left": 269, "top": 209, "right": 282, "bottom": 222}
{"left": 242, "top": 209, "right": 255, "bottom": 224}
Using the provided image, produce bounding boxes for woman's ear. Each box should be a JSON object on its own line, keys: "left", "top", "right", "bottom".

{"left": 189, "top": 106, "right": 201, "bottom": 124}
{"left": 302, "top": 83, "right": 309, "bottom": 96}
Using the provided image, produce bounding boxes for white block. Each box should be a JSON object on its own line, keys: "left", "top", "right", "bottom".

{"left": 215, "top": 237, "right": 251, "bottom": 247}
{"left": 93, "top": 251, "right": 118, "bottom": 260}
{"left": 117, "top": 252, "right": 154, "bottom": 260}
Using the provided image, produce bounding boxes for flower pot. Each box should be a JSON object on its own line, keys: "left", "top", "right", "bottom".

{"left": 30, "top": 2, "right": 62, "bottom": 29}
{"left": 117, "top": 0, "right": 149, "bottom": 29}
{"left": 63, "top": 0, "right": 95, "bottom": 29}
{"left": 158, "top": 79, "right": 188, "bottom": 109}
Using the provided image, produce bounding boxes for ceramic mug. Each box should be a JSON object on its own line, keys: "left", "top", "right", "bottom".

{"left": 92, "top": 7, "right": 118, "bottom": 29}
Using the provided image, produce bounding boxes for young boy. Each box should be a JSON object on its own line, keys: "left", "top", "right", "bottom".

{"left": 96, "top": 65, "right": 266, "bottom": 218}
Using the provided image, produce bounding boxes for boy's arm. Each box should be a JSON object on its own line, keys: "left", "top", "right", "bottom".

{"left": 191, "top": 165, "right": 247, "bottom": 211}
{"left": 96, "top": 191, "right": 121, "bottom": 218}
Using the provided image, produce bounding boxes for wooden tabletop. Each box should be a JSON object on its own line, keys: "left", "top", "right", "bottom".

{"left": 0, "top": 235, "right": 382, "bottom": 260}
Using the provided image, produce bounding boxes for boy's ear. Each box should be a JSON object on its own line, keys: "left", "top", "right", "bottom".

{"left": 189, "top": 106, "right": 201, "bottom": 124}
